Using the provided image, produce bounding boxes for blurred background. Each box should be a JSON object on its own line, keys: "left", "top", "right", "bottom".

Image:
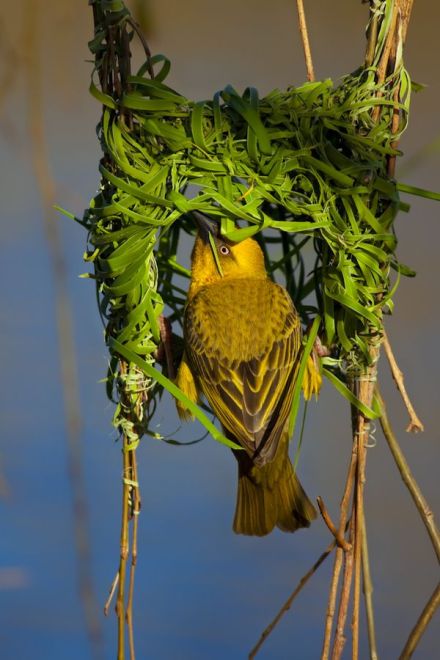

{"left": 1, "top": 1, "right": 439, "bottom": 658}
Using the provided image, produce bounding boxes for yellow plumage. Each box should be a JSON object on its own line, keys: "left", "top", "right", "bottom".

{"left": 175, "top": 215, "right": 321, "bottom": 536}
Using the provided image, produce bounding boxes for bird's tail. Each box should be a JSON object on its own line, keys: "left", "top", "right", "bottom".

{"left": 232, "top": 443, "right": 316, "bottom": 536}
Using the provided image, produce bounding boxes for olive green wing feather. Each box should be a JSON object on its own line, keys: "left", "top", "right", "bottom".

{"left": 184, "top": 285, "right": 301, "bottom": 466}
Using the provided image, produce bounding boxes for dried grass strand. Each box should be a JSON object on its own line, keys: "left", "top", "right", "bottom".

{"left": 249, "top": 540, "right": 336, "bottom": 658}
{"left": 376, "top": 388, "right": 440, "bottom": 562}
{"left": 317, "top": 497, "right": 351, "bottom": 551}
{"left": 382, "top": 329, "right": 424, "bottom": 432}
{"left": 361, "top": 513, "right": 378, "bottom": 660}
{"left": 398, "top": 581, "right": 440, "bottom": 659}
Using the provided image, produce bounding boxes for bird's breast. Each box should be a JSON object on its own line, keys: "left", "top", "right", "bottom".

{"left": 185, "top": 278, "right": 297, "bottom": 363}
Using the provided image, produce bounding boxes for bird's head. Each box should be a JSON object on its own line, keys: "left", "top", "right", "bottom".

{"left": 189, "top": 212, "right": 267, "bottom": 295}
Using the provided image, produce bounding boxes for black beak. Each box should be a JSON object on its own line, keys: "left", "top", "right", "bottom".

{"left": 192, "top": 211, "right": 221, "bottom": 243}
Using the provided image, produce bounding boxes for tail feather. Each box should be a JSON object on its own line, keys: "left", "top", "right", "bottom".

{"left": 234, "top": 475, "right": 278, "bottom": 536}
{"left": 233, "top": 451, "right": 316, "bottom": 537}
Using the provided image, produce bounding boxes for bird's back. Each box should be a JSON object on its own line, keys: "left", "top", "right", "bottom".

{"left": 184, "top": 276, "right": 302, "bottom": 465}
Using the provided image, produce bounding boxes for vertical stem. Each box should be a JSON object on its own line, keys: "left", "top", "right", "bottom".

{"left": 352, "top": 414, "right": 369, "bottom": 660}
{"left": 329, "top": 346, "right": 379, "bottom": 660}
{"left": 127, "top": 451, "right": 141, "bottom": 660}
{"left": 365, "top": 3, "right": 379, "bottom": 67}
{"left": 321, "top": 445, "right": 357, "bottom": 659}
{"left": 361, "top": 514, "right": 378, "bottom": 660}
{"left": 117, "top": 437, "right": 131, "bottom": 660}
{"left": 295, "top": 0, "right": 315, "bottom": 81}
{"left": 331, "top": 513, "right": 356, "bottom": 660}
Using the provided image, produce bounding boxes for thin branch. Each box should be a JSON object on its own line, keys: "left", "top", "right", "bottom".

{"left": 116, "top": 433, "right": 131, "bottom": 659}
{"left": 126, "top": 451, "right": 141, "bottom": 660}
{"left": 376, "top": 388, "right": 440, "bottom": 563}
{"left": 322, "top": 544, "right": 345, "bottom": 660}
{"left": 127, "top": 17, "right": 155, "bottom": 78}
{"left": 331, "top": 513, "right": 356, "bottom": 660}
{"left": 108, "top": 434, "right": 141, "bottom": 660}
{"left": 372, "top": 0, "right": 415, "bottom": 122}
{"left": 396, "top": 0, "right": 416, "bottom": 45}
{"left": 382, "top": 329, "right": 424, "bottom": 432}
{"left": 249, "top": 541, "right": 336, "bottom": 659}
{"left": 399, "top": 581, "right": 440, "bottom": 659}
{"left": 321, "top": 444, "right": 358, "bottom": 660}
{"left": 361, "top": 513, "right": 378, "bottom": 660}
{"left": 317, "top": 497, "right": 351, "bottom": 551}
{"left": 375, "top": 2, "right": 399, "bottom": 89}
{"left": 295, "top": 0, "right": 315, "bottom": 81}
{"left": 388, "top": 85, "right": 402, "bottom": 179}
{"left": 364, "top": 3, "right": 379, "bottom": 68}
{"left": 352, "top": 414, "right": 369, "bottom": 660}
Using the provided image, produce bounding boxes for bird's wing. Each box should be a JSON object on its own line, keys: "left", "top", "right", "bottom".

{"left": 185, "top": 285, "right": 301, "bottom": 465}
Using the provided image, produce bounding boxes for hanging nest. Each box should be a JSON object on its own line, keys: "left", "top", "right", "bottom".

{"left": 82, "top": 8, "right": 413, "bottom": 442}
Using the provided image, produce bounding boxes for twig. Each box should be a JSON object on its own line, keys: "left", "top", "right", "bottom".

{"left": 321, "top": 444, "right": 358, "bottom": 660}
{"left": 110, "top": 421, "right": 141, "bottom": 660}
{"left": 116, "top": 432, "right": 131, "bottom": 659}
{"left": 127, "top": 17, "right": 155, "bottom": 78}
{"left": 374, "top": 2, "right": 399, "bottom": 90}
{"left": 399, "top": 581, "right": 440, "bottom": 659}
{"left": 388, "top": 85, "right": 402, "bottom": 179}
{"left": 317, "top": 497, "right": 351, "bottom": 551}
{"left": 126, "top": 451, "right": 141, "bottom": 660}
{"left": 295, "top": 0, "right": 315, "bottom": 82}
{"left": 376, "top": 388, "right": 440, "bottom": 563}
{"left": 364, "top": 4, "right": 379, "bottom": 68}
{"left": 249, "top": 541, "right": 336, "bottom": 658}
{"left": 361, "top": 513, "right": 378, "bottom": 660}
{"left": 352, "top": 413, "right": 369, "bottom": 660}
{"left": 331, "top": 513, "right": 356, "bottom": 660}
{"left": 372, "top": 0, "right": 415, "bottom": 119}
{"left": 382, "top": 329, "right": 424, "bottom": 432}
{"left": 395, "top": 0, "right": 416, "bottom": 45}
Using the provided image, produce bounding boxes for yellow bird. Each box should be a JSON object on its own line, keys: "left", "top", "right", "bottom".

{"left": 175, "top": 213, "right": 320, "bottom": 536}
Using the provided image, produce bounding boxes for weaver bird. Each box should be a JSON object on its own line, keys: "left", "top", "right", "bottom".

{"left": 175, "top": 213, "right": 321, "bottom": 536}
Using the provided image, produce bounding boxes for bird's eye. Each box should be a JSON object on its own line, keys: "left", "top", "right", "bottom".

{"left": 219, "top": 245, "right": 230, "bottom": 255}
